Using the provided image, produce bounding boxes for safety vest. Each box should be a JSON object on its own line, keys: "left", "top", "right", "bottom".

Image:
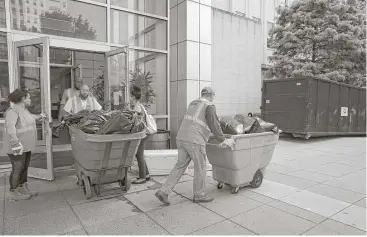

{"left": 176, "top": 98, "right": 213, "bottom": 145}
{"left": 70, "top": 96, "right": 96, "bottom": 114}
{"left": 2, "top": 105, "right": 37, "bottom": 154}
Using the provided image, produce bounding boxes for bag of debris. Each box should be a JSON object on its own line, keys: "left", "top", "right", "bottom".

{"left": 253, "top": 117, "right": 279, "bottom": 134}
{"left": 219, "top": 115, "right": 244, "bottom": 135}
{"left": 233, "top": 114, "right": 260, "bottom": 134}
{"left": 97, "top": 110, "right": 145, "bottom": 135}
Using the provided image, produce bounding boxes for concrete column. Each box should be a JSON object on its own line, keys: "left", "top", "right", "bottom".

{"left": 169, "top": 0, "right": 212, "bottom": 148}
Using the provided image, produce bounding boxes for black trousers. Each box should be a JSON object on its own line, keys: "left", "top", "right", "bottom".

{"left": 8, "top": 152, "right": 31, "bottom": 190}
{"left": 136, "top": 137, "right": 149, "bottom": 179}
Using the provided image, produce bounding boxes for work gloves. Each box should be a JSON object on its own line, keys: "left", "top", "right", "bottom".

{"left": 220, "top": 138, "right": 235, "bottom": 148}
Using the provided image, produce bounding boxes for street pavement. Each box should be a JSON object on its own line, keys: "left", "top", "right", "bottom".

{"left": 0, "top": 135, "right": 365, "bottom": 235}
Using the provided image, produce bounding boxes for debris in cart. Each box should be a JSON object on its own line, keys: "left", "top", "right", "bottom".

{"left": 51, "top": 109, "right": 146, "bottom": 136}
{"left": 219, "top": 115, "right": 244, "bottom": 135}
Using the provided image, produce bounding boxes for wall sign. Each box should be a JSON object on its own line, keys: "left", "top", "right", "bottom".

{"left": 341, "top": 107, "right": 348, "bottom": 117}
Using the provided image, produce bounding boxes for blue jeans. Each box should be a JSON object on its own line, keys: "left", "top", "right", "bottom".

{"left": 8, "top": 152, "right": 31, "bottom": 190}
{"left": 160, "top": 140, "right": 206, "bottom": 197}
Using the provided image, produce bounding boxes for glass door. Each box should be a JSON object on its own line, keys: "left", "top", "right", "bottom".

{"left": 13, "top": 37, "right": 54, "bottom": 181}
{"left": 104, "top": 47, "right": 129, "bottom": 111}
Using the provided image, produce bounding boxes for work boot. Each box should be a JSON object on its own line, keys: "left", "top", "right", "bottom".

{"left": 8, "top": 188, "right": 31, "bottom": 201}
{"left": 193, "top": 194, "right": 214, "bottom": 203}
{"left": 155, "top": 190, "right": 170, "bottom": 205}
{"left": 19, "top": 183, "right": 38, "bottom": 196}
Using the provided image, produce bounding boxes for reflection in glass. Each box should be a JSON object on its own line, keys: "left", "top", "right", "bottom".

{"left": 0, "top": 0, "right": 6, "bottom": 28}
{"left": 111, "top": 0, "right": 167, "bottom": 17}
{"left": 103, "top": 52, "right": 127, "bottom": 110}
{"left": 18, "top": 45, "right": 44, "bottom": 141}
{"left": 50, "top": 48, "right": 72, "bottom": 65}
{"left": 11, "top": 0, "right": 107, "bottom": 42}
{"left": 111, "top": 10, "right": 167, "bottom": 50}
{"left": 0, "top": 32, "right": 9, "bottom": 118}
{"left": 129, "top": 50, "right": 167, "bottom": 115}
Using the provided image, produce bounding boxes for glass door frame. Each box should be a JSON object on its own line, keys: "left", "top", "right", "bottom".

{"left": 13, "top": 37, "right": 54, "bottom": 181}
{"left": 104, "top": 46, "right": 129, "bottom": 111}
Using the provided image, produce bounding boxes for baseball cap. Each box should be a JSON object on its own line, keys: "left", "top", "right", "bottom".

{"left": 201, "top": 87, "right": 215, "bottom": 95}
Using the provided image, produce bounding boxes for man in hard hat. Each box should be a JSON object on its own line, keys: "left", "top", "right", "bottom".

{"left": 58, "top": 77, "right": 83, "bottom": 120}
{"left": 63, "top": 84, "right": 102, "bottom": 114}
{"left": 155, "top": 87, "right": 235, "bottom": 204}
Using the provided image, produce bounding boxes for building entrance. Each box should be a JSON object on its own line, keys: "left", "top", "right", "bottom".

{"left": 0, "top": 36, "right": 129, "bottom": 181}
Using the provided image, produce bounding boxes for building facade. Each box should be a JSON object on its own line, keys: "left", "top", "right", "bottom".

{"left": 0, "top": 0, "right": 285, "bottom": 178}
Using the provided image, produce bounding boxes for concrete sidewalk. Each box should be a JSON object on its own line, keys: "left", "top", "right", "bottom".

{"left": 0, "top": 136, "right": 365, "bottom": 235}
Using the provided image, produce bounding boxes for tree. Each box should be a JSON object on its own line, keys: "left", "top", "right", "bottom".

{"left": 266, "top": 0, "right": 366, "bottom": 87}
{"left": 40, "top": 10, "right": 97, "bottom": 41}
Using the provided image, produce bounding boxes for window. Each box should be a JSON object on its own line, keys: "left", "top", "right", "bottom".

{"left": 267, "top": 22, "right": 275, "bottom": 48}
{"left": 27, "top": 7, "right": 30, "bottom": 13}
{"left": 111, "top": 0, "right": 167, "bottom": 17}
{"left": 129, "top": 49, "right": 167, "bottom": 116}
{"left": 34, "top": 18, "right": 38, "bottom": 24}
{"left": 0, "top": 33, "right": 9, "bottom": 119}
{"left": 10, "top": 0, "right": 107, "bottom": 42}
{"left": 111, "top": 10, "right": 167, "bottom": 50}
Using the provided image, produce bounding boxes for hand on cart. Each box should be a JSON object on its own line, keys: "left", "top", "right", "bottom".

{"left": 220, "top": 138, "right": 235, "bottom": 149}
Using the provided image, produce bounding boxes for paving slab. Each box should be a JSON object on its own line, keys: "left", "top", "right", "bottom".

{"left": 251, "top": 180, "right": 300, "bottom": 199}
{"left": 124, "top": 189, "right": 188, "bottom": 212}
{"left": 172, "top": 180, "right": 217, "bottom": 200}
{"left": 146, "top": 202, "right": 224, "bottom": 235}
{"left": 63, "top": 228, "right": 87, "bottom": 235}
{"left": 4, "top": 190, "right": 68, "bottom": 220}
{"left": 152, "top": 174, "right": 193, "bottom": 184}
{"left": 264, "top": 171, "right": 318, "bottom": 189}
{"left": 307, "top": 184, "right": 365, "bottom": 204}
{"left": 303, "top": 219, "right": 366, "bottom": 235}
{"left": 267, "top": 200, "right": 326, "bottom": 224}
{"left": 354, "top": 198, "right": 366, "bottom": 208}
{"left": 331, "top": 205, "right": 366, "bottom": 231}
{"left": 4, "top": 207, "right": 81, "bottom": 235}
{"left": 72, "top": 197, "right": 140, "bottom": 227}
{"left": 266, "top": 163, "right": 302, "bottom": 174}
{"left": 55, "top": 174, "right": 79, "bottom": 191}
{"left": 239, "top": 189, "right": 276, "bottom": 204}
{"left": 61, "top": 185, "right": 121, "bottom": 206}
{"left": 198, "top": 191, "right": 263, "bottom": 218}
{"left": 289, "top": 170, "right": 334, "bottom": 183}
{"left": 305, "top": 162, "right": 363, "bottom": 177}
{"left": 191, "top": 220, "right": 255, "bottom": 235}
{"left": 230, "top": 205, "right": 316, "bottom": 235}
{"left": 110, "top": 180, "right": 160, "bottom": 195}
{"left": 324, "top": 169, "right": 366, "bottom": 194}
{"left": 85, "top": 213, "right": 169, "bottom": 235}
{"left": 279, "top": 190, "right": 350, "bottom": 217}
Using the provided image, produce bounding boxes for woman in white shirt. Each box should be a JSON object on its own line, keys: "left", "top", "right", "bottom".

{"left": 130, "top": 85, "right": 150, "bottom": 184}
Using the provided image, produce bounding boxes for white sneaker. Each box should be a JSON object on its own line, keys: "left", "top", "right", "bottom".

{"left": 18, "top": 183, "right": 38, "bottom": 196}
{"left": 8, "top": 188, "right": 31, "bottom": 201}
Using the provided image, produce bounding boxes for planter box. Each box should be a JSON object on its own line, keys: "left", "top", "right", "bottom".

{"left": 144, "top": 149, "right": 188, "bottom": 176}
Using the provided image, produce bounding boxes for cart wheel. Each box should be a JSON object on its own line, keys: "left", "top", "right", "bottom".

{"left": 119, "top": 178, "right": 131, "bottom": 192}
{"left": 250, "top": 170, "right": 263, "bottom": 188}
{"left": 231, "top": 187, "right": 240, "bottom": 194}
{"left": 81, "top": 174, "right": 93, "bottom": 199}
{"left": 76, "top": 176, "right": 83, "bottom": 186}
{"left": 217, "top": 182, "right": 224, "bottom": 189}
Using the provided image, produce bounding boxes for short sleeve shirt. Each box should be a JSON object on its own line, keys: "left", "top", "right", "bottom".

{"left": 60, "top": 88, "right": 80, "bottom": 105}
{"left": 63, "top": 96, "right": 102, "bottom": 114}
